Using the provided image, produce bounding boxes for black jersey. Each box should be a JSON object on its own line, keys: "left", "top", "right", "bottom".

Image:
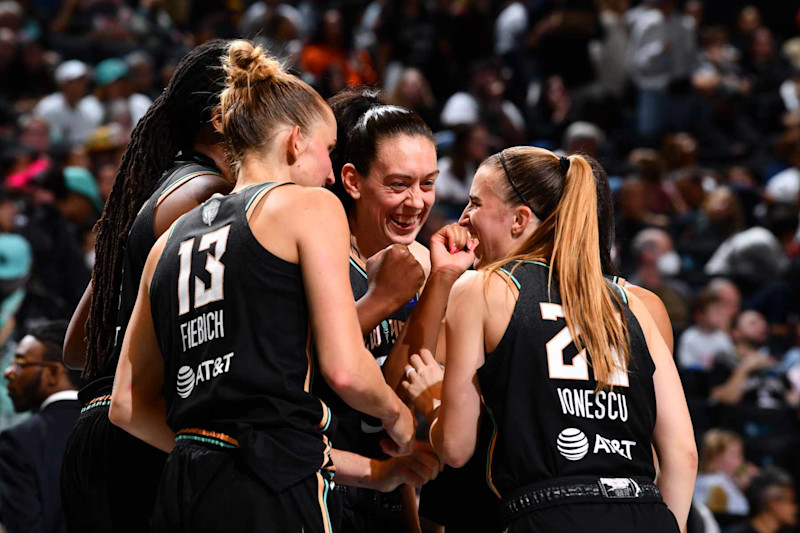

{"left": 477, "top": 261, "right": 657, "bottom": 497}
{"left": 99, "top": 152, "right": 222, "bottom": 380}
{"left": 149, "top": 182, "right": 334, "bottom": 492}
{"left": 314, "top": 251, "right": 417, "bottom": 458}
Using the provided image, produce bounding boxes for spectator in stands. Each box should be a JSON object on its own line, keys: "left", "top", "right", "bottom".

{"left": 626, "top": 0, "right": 697, "bottom": 141}
{"left": 440, "top": 59, "right": 525, "bottom": 149}
{"left": 93, "top": 58, "right": 152, "bottom": 130}
{"left": 765, "top": 129, "right": 799, "bottom": 203}
{"left": 33, "top": 60, "right": 103, "bottom": 145}
{"left": 708, "top": 278, "right": 742, "bottom": 332}
{"left": 695, "top": 429, "right": 755, "bottom": 516}
{"left": 435, "top": 123, "right": 489, "bottom": 216}
{"left": 732, "top": 468, "right": 798, "bottom": 533}
{"left": 0, "top": 320, "right": 80, "bottom": 533}
{"left": 678, "top": 289, "right": 735, "bottom": 372}
{"left": 0, "top": 233, "right": 33, "bottom": 430}
{"left": 706, "top": 202, "right": 798, "bottom": 295}
{"left": 300, "top": 8, "right": 376, "bottom": 93}
{"left": 529, "top": 74, "right": 578, "bottom": 147}
{"left": 387, "top": 67, "right": 439, "bottom": 132}
{"left": 627, "top": 148, "right": 675, "bottom": 216}
{"left": 710, "top": 310, "right": 790, "bottom": 409}
{"left": 628, "top": 227, "right": 691, "bottom": 332}
{"left": 682, "top": 186, "right": 746, "bottom": 271}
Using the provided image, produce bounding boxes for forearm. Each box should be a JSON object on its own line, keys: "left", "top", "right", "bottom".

{"left": 326, "top": 359, "right": 404, "bottom": 423}
{"left": 109, "top": 394, "right": 174, "bottom": 453}
{"left": 331, "top": 449, "right": 392, "bottom": 491}
{"left": 383, "top": 270, "right": 459, "bottom": 390}
{"left": 710, "top": 368, "right": 749, "bottom": 404}
{"left": 356, "top": 293, "right": 397, "bottom": 336}
{"left": 656, "top": 453, "right": 697, "bottom": 530}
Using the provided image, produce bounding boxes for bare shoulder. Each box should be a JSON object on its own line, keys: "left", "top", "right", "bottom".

{"left": 267, "top": 185, "right": 345, "bottom": 219}
{"left": 180, "top": 173, "right": 234, "bottom": 203}
{"left": 621, "top": 283, "right": 673, "bottom": 351}
{"left": 450, "top": 270, "right": 484, "bottom": 300}
{"left": 408, "top": 241, "right": 431, "bottom": 277}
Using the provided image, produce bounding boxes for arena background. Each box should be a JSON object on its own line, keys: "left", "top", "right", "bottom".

{"left": 1, "top": 0, "right": 800, "bottom": 531}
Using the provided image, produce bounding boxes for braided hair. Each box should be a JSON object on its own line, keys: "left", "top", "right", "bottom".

{"left": 84, "top": 40, "right": 229, "bottom": 378}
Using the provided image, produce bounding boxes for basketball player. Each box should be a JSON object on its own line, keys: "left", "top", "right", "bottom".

{"left": 109, "top": 41, "right": 414, "bottom": 532}
{"left": 320, "top": 88, "right": 452, "bottom": 533}
{"left": 404, "top": 148, "right": 697, "bottom": 532}
{"left": 60, "top": 40, "right": 235, "bottom": 532}
{"left": 397, "top": 155, "right": 674, "bottom": 533}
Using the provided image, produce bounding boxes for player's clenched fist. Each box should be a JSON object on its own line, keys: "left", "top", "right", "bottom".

{"left": 366, "top": 243, "right": 425, "bottom": 312}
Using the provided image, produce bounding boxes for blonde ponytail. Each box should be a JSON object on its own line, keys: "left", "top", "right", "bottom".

{"left": 551, "top": 155, "right": 629, "bottom": 390}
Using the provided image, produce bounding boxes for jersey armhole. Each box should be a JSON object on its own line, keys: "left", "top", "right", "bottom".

{"left": 155, "top": 171, "right": 223, "bottom": 208}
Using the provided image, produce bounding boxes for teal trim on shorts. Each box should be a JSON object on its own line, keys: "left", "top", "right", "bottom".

{"left": 321, "top": 406, "right": 332, "bottom": 433}
{"left": 321, "top": 469, "right": 333, "bottom": 533}
{"left": 80, "top": 399, "right": 110, "bottom": 413}
{"left": 175, "top": 434, "right": 237, "bottom": 449}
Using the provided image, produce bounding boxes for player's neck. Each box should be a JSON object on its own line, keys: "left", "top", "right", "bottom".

{"left": 349, "top": 215, "right": 386, "bottom": 260}
{"left": 233, "top": 154, "right": 293, "bottom": 193}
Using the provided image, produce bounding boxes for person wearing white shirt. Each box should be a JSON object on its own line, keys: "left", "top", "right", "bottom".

{"left": 33, "top": 60, "right": 103, "bottom": 145}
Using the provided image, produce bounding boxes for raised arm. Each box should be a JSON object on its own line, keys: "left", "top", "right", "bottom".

{"left": 628, "top": 290, "right": 697, "bottom": 530}
{"left": 417, "top": 272, "right": 486, "bottom": 468}
{"left": 108, "top": 233, "right": 174, "bottom": 453}
{"left": 382, "top": 224, "right": 476, "bottom": 390}
{"left": 280, "top": 188, "right": 414, "bottom": 454}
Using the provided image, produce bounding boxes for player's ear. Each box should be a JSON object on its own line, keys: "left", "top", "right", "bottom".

{"left": 511, "top": 205, "right": 535, "bottom": 238}
{"left": 287, "top": 125, "right": 308, "bottom": 165}
{"left": 341, "top": 163, "right": 362, "bottom": 200}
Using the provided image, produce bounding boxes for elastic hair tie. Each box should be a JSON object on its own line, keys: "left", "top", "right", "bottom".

{"left": 559, "top": 156, "right": 571, "bottom": 174}
{"left": 498, "top": 151, "right": 543, "bottom": 221}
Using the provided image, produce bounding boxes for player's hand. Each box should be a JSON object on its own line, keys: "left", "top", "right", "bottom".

{"left": 429, "top": 224, "right": 477, "bottom": 278}
{"left": 374, "top": 441, "right": 441, "bottom": 491}
{"left": 401, "top": 349, "right": 444, "bottom": 422}
{"left": 380, "top": 399, "right": 415, "bottom": 457}
{"left": 366, "top": 244, "right": 425, "bottom": 312}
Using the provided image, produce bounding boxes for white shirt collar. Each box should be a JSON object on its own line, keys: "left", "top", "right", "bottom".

{"left": 39, "top": 390, "right": 79, "bottom": 411}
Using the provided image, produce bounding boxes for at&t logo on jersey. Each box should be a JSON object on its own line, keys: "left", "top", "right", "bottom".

{"left": 176, "top": 352, "right": 234, "bottom": 398}
{"left": 556, "top": 427, "right": 637, "bottom": 462}
{"left": 556, "top": 428, "right": 589, "bottom": 461}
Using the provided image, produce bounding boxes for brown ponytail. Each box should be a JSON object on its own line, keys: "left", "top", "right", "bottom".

{"left": 482, "top": 148, "right": 629, "bottom": 390}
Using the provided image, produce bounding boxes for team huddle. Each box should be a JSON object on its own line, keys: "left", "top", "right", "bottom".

{"left": 59, "top": 39, "right": 698, "bottom": 533}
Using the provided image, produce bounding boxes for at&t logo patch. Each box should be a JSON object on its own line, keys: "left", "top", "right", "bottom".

{"left": 556, "top": 428, "right": 589, "bottom": 461}
{"left": 175, "top": 352, "right": 234, "bottom": 399}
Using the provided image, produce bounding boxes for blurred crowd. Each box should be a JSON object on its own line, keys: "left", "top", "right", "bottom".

{"left": 1, "top": 0, "right": 800, "bottom": 531}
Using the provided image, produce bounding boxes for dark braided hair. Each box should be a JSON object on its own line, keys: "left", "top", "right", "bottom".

{"left": 84, "top": 40, "right": 229, "bottom": 378}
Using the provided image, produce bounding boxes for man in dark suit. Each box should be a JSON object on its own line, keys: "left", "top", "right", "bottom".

{"left": 0, "top": 320, "right": 80, "bottom": 533}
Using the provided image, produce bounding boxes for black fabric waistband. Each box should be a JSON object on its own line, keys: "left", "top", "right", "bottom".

{"left": 333, "top": 484, "right": 403, "bottom": 516}
{"left": 502, "top": 476, "right": 662, "bottom": 522}
{"left": 78, "top": 376, "right": 114, "bottom": 405}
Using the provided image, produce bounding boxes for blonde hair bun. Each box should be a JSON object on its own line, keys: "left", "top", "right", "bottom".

{"left": 224, "top": 40, "right": 282, "bottom": 87}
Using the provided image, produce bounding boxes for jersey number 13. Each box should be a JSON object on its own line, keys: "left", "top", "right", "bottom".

{"left": 177, "top": 225, "right": 231, "bottom": 316}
